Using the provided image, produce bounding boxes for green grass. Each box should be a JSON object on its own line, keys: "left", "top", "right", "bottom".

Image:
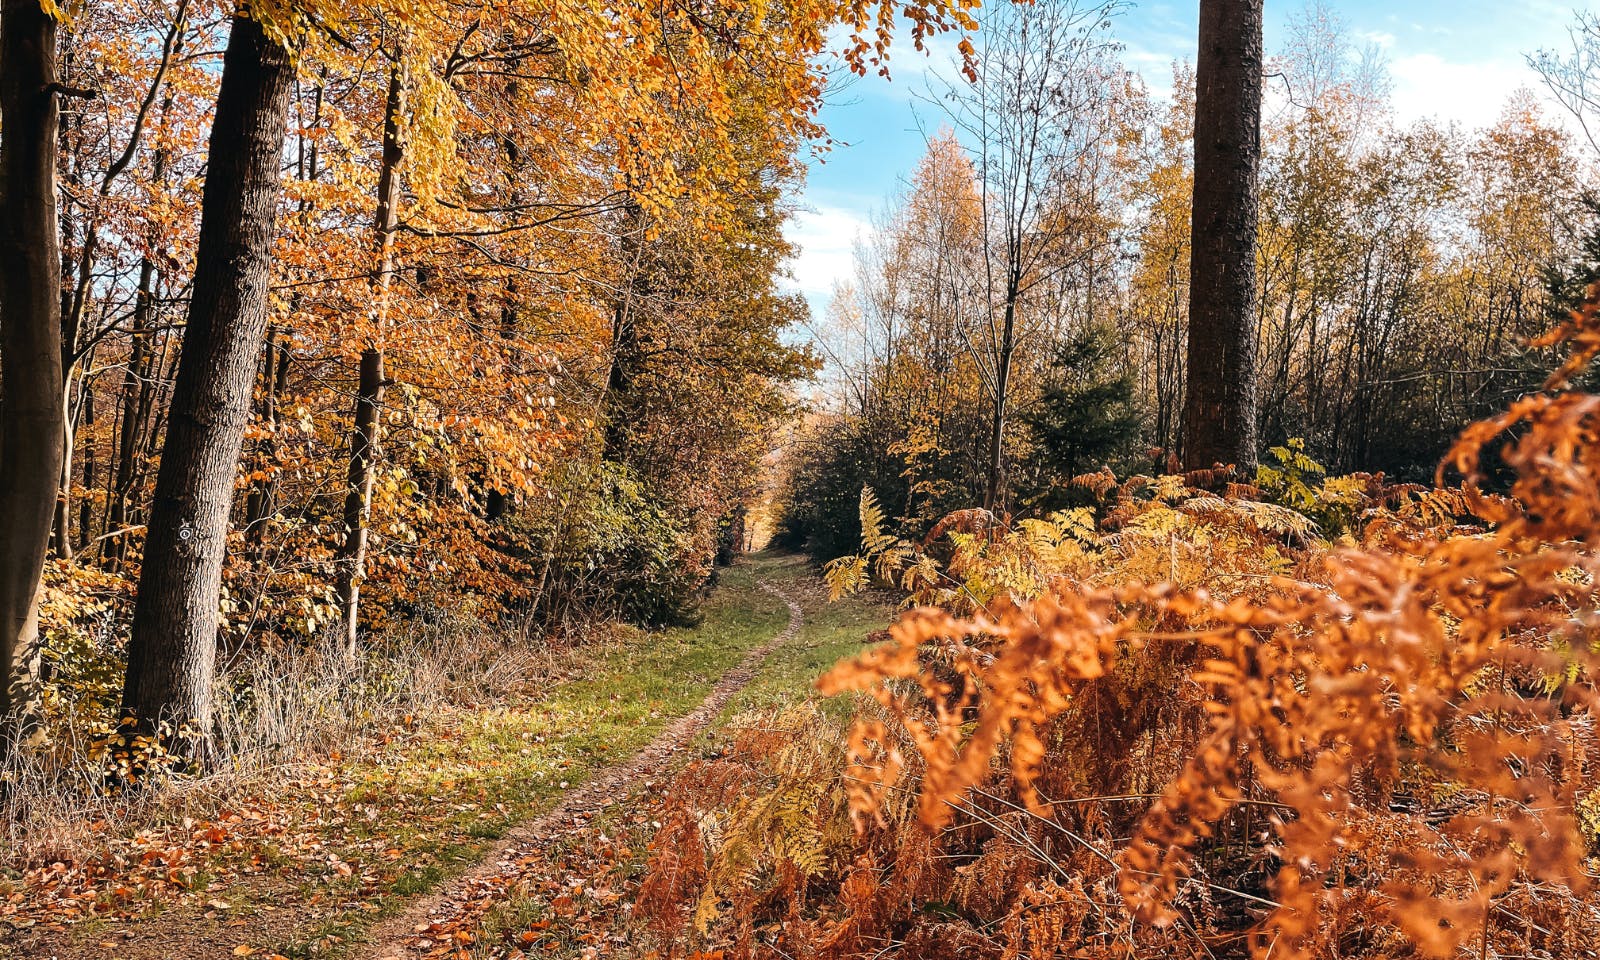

{"left": 276, "top": 555, "right": 800, "bottom": 956}
{"left": 464, "top": 553, "right": 897, "bottom": 959}
{"left": 389, "top": 865, "right": 445, "bottom": 896}
{"left": 694, "top": 553, "right": 893, "bottom": 745}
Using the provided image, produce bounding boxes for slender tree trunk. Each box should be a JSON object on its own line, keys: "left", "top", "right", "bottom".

{"left": 52, "top": 391, "right": 75, "bottom": 560}
{"left": 335, "top": 348, "right": 383, "bottom": 656}
{"left": 1182, "top": 0, "right": 1262, "bottom": 471}
{"left": 244, "top": 328, "right": 290, "bottom": 559}
{"left": 105, "top": 332, "right": 146, "bottom": 562}
{"left": 603, "top": 301, "right": 640, "bottom": 462}
{"left": 121, "top": 14, "right": 296, "bottom": 740}
{"left": 77, "top": 379, "right": 95, "bottom": 550}
{"left": 485, "top": 86, "right": 522, "bottom": 525}
{"left": 55, "top": 125, "right": 91, "bottom": 563}
{"left": 983, "top": 290, "right": 1018, "bottom": 513}
{"left": 603, "top": 200, "right": 645, "bottom": 464}
{"left": 104, "top": 46, "right": 179, "bottom": 568}
{"left": 335, "top": 62, "right": 404, "bottom": 657}
{"left": 0, "top": 0, "right": 66, "bottom": 745}
{"left": 104, "top": 259, "right": 157, "bottom": 570}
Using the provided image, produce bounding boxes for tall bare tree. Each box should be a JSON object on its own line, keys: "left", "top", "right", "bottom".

{"left": 1182, "top": 0, "right": 1263, "bottom": 470}
{"left": 933, "top": 0, "right": 1123, "bottom": 510}
{"left": 1530, "top": 11, "right": 1600, "bottom": 159}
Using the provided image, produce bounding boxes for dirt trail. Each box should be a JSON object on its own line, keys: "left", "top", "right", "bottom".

{"left": 364, "top": 579, "right": 804, "bottom": 959}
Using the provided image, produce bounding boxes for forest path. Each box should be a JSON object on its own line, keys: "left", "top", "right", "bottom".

{"left": 6, "top": 554, "right": 882, "bottom": 960}
{"left": 362, "top": 577, "right": 805, "bottom": 959}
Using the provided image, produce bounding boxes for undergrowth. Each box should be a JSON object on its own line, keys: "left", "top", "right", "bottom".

{"left": 2, "top": 603, "right": 566, "bottom": 867}
{"left": 0, "top": 560, "right": 789, "bottom": 956}
{"left": 635, "top": 290, "right": 1600, "bottom": 958}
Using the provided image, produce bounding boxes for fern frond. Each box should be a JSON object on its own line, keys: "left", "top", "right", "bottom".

{"left": 859, "top": 486, "right": 888, "bottom": 553}
{"left": 824, "top": 555, "right": 869, "bottom": 600}
{"left": 874, "top": 541, "right": 914, "bottom": 583}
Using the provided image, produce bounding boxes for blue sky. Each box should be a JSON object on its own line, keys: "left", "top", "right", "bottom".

{"left": 783, "top": 0, "right": 1593, "bottom": 319}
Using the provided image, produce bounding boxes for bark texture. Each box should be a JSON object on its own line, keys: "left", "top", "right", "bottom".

{"left": 1182, "top": 0, "right": 1263, "bottom": 471}
{"left": 121, "top": 15, "right": 295, "bottom": 735}
{"left": 0, "top": 0, "right": 65, "bottom": 740}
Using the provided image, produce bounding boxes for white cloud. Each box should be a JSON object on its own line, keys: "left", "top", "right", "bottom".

{"left": 781, "top": 206, "right": 871, "bottom": 316}
{"left": 1123, "top": 43, "right": 1185, "bottom": 100}
{"left": 1357, "top": 30, "right": 1397, "bottom": 50}
{"left": 1388, "top": 52, "right": 1539, "bottom": 130}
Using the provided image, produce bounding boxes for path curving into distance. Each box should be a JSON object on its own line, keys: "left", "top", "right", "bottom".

{"left": 366, "top": 578, "right": 805, "bottom": 959}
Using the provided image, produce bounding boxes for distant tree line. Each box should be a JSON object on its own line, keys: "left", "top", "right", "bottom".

{"left": 777, "top": 0, "right": 1600, "bottom": 557}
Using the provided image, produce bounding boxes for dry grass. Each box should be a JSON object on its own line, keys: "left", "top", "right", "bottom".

{"left": 0, "top": 608, "right": 586, "bottom": 868}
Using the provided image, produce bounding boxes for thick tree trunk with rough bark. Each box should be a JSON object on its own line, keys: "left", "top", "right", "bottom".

{"left": 1182, "top": 0, "right": 1262, "bottom": 471}
{"left": 335, "top": 62, "right": 404, "bottom": 657}
{"left": 0, "top": 0, "right": 66, "bottom": 744}
{"left": 121, "top": 15, "right": 295, "bottom": 738}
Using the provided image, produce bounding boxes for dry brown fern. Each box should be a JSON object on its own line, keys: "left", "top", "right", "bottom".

{"left": 641, "top": 282, "right": 1600, "bottom": 960}
{"left": 809, "top": 282, "right": 1600, "bottom": 958}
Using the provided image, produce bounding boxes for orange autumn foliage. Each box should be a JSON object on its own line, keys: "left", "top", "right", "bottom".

{"left": 642, "top": 289, "right": 1600, "bottom": 958}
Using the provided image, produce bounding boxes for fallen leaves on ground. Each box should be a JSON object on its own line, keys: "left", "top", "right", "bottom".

{"left": 398, "top": 780, "right": 672, "bottom": 960}
{"left": 1, "top": 709, "right": 548, "bottom": 947}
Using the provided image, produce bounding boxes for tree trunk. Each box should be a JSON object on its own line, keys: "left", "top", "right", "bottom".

{"left": 1182, "top": 0, "right": 1262, "bottom": 471}
{"left": 983, "top": 291, "right": 1018, "bottom": 513}
{"left": 485, "top": 102, "right": 522, "bottom": 525}
{"left": 52, "top": 392, "right": 75, "bottom": 560}
{"left": 335, "top": 348, "right": 384, "bottom": 657}
{"left": 0, "top": 0, "right": 66, "bottom": 745}
{"left": 603, "top": 201, "right": 646, "bottom": 464}
{"left": 76, "top": 379, "right": 95, "bottom": 551}
{"left": 603, "top": 298, "right": 640, "bottom": 462}
{"left": 120, "top": 14, "right": 296, "bottom": 739}
{"left": 244, "top": 327, "right": 290, "bottom": 559}
{"left": 104, "top": 259, "right": 157, "bottom": 570}
{"left": 335, "top": 61, "right": 404, "bottom": 658}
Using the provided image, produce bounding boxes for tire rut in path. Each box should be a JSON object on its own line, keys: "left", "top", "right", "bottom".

{"left": 366, "top": 578, "right": 804, "bottom": 959}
